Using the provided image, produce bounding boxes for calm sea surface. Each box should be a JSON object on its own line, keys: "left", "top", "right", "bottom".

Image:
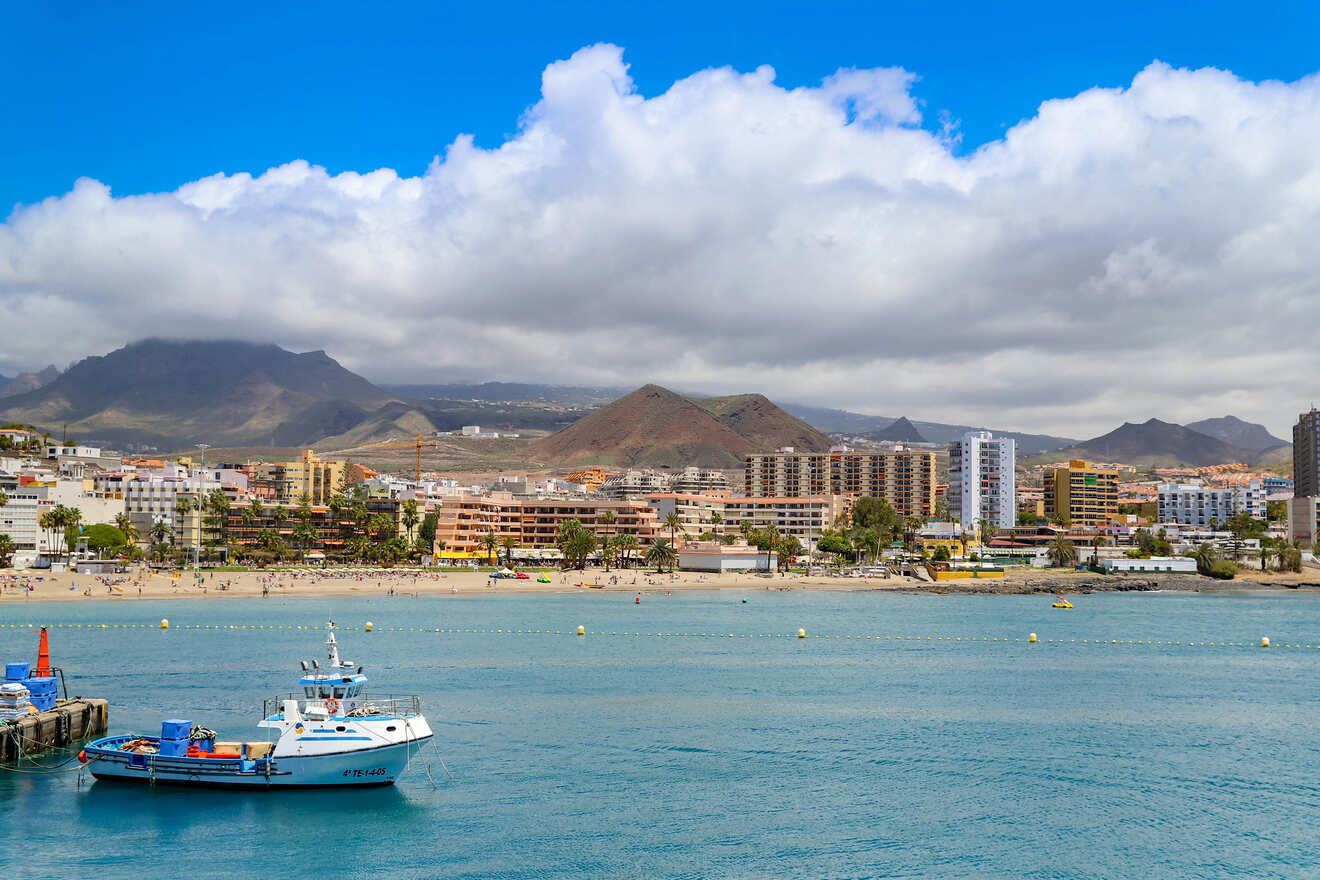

{"left": 1, "top": 589, "right": 1318, "bottom": 879}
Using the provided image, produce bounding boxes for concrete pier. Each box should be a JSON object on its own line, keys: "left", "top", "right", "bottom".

{"left": 0, "top": 699, "right": 108, "bottom": 761}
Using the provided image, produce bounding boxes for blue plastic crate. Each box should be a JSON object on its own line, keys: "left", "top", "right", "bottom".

{"left": 157, "top": 738, "right": 189, "bottom": 758}
{"left": 22, "top": 677, "right": 56, "bottom": 695}
{"left": 5, "top": 662, "right": 30, "bottom": 681}
{"left": 161, "top": 719, "right": 192, "bottom": 741}
{"left": 28, "top": 693, "right": 55, "bottom": 712}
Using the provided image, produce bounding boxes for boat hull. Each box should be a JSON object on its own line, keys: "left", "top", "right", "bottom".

{"left": 86, "top": 736, "right": 433, "bottom": 788}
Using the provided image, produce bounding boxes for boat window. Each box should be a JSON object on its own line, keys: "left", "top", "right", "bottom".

{"left": 348, "top": 686, "right": 360, "bottom": 698}
{"left": 319, "top": 686, "right": 332, "bottom": 698}
{"left": 304, "top": 686, "right": 316, "bottom": 698}
{"left": 333, "top": 687, "right": 345, "bottom": 699}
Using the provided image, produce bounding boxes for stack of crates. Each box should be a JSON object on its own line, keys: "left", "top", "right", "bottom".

{"left": 22, "top": 675, "right": 57, "bottom": 713}
{"left": 159, "top": 719, "right": 192, "bottom": 757}
{"left": 0, "top": 682, "right": 30, "bottom": 721}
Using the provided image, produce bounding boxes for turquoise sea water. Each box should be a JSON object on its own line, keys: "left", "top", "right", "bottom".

{"left": 2, "top": 589, "right": 1319, "bottom": 879}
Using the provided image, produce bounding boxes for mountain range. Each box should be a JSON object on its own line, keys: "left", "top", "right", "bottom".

{"left": 1046, "top": 418, "right": 1290, "bottom": 468}
{"left": 0, "top": 340, "right": 1294, "bottom": 470}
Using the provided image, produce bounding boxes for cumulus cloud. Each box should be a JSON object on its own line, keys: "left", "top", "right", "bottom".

{"left": 1, "top": 44, "right": 1318, "bottom": 437}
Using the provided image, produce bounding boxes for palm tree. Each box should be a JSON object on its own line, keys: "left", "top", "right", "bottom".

{"left": 598, "top": 509, "right": 616, "bottom": 541}
{"left": 1191, "top": 543, "right": 1217, "bottom": 576}
{"left": 499, "top": 535, "right": 518, "bottom": 567}
{"left": 479, "top": 531, "right": 498, "bottom": 566}
{"left": 249, "top": 498, "right": 264, "bottom": 521}
{"left": 1047, "top": 535, "right": 1077, "bottom": 568}
{"left": 114, "top": 512, "right": 139, "bottom": 547}
{"left": 292, "top": 520, "right": 319, "bottom": 559}
{"left": 401, "top": 499, "right": 420, "bottom": 543}
{"left": 0, "top": 534, "right": 15, "bottom": 568}
{"left": 1259, "top": 536, "right": 1276, "bottom": 572}
{"left": 905, "top": 515, "right": 924, "bottom": 551}
{"left": 297, "top": 492, "right": 314, "bottom": 523}
{"left": 272, "top": 506, "right": 289, "bottom": 530}
{"left": 562, "top": 530, "right": 597, "bottom": 570}
{"left": 0, "top": 487, "right": 7, "bottom": 510}
{"left": 759, "top": 524, "right": 780, "bottom": 571}
{"left": 645, "top": 539, "right": 677, "bottom": 572}
{"left": 664, "top": 512, "right": 684, "bottom": 548}
{"left": 614, "top": 533, "right": 639, "bottom": 569}
{"left": 710, "top": 511, "right": 723, "bottom": 540}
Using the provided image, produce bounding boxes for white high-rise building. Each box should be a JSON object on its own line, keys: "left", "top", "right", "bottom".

{"left": 948, "top": 431, "right": 1016, "bottom": 529}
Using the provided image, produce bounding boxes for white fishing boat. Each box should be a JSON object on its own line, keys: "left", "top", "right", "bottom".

{"left": 81, "top": 621, "right": 433, "bottom": 788}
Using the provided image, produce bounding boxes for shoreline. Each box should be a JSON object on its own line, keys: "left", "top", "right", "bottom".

{"left": 4, "top": 565, "right": 1319, "bottom": 602}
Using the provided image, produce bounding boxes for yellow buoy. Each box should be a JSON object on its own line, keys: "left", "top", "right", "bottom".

{"left": 1260, "top": 636, "right": 1270, "bottom": 648}
{"left": 160, "top": 619, "right": 169, "bottom": 630}
{"left": 797, "top": 628, "right": 806, "bottom": 639}
{"left": 365, "top": 621, "right": 374, "bottom": 632}
{"left": 577, "top": 625, "right": 586, "bottom": 636}
{"left": 1028, "top": 632, "right": 1037, "bottom": 643}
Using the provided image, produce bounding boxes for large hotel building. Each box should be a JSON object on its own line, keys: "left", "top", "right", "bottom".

{"left": 743, "top": 448, "right": 937, "bottom": 518}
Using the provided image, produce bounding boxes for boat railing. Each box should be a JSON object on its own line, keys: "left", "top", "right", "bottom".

{"left": 263, "top": 693, "right": 422, "bottom": 719}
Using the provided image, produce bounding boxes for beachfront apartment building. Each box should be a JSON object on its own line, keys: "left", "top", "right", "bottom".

{"left": 1043, "top": 460, "right": 1119, "bottom": 527}
{"left": 743, "top": 448, "right": 936, "bottom": 518}
{"left": 1294, "top": 408, "right": 1320, "bottom": 497}
{"left": 431, "top": 494, "right": 665, "bottom": 558}
{"left": 645, "top": 494, "right": 729, "bottom": 535}
{"left": 948, "top": 431, "right": 1016, "bottom": 529}
{"left": 1157, "top": 481, "right": 1268, "bottom": 526}
{"left": 644, "top": 493, "right": 843, "bottom": 549}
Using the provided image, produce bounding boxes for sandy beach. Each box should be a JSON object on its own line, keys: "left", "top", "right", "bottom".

{"left": 3, "top": 564, "right": 1319, "bottom": 601}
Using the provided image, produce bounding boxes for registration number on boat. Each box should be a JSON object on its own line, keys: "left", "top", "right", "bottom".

{"left": 343, "top": 767, "right": 388, "bottom": 778}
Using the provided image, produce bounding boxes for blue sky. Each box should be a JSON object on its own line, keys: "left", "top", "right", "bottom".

{"left": 4, "top": 0, "right": 1315, "bottom": 210}
{"left": 3, "top": 1, "right": 1320, "bottom": 435}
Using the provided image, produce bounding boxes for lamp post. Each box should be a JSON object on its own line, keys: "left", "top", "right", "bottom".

{"left": 194, "top": 444, "right": 209, "bottom": 571}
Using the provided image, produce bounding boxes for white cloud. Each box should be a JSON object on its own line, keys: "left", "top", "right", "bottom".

{"left": 1, "top": 45, "right": 1318, "bottom": 437}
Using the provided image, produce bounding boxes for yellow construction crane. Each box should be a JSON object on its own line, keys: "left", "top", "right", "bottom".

{"left": 355, "top": 433, "right": 438, "bottom": 481}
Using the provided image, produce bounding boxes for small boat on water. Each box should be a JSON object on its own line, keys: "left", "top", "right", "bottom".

{"left": 1052, "top": 595, "right": 1074, "bottom": 609}
{"left": 80, "top": 621, "right": 433, "bottom": 788}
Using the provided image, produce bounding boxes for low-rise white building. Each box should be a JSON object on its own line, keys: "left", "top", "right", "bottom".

{"left": 678, "top": 540, "right": 774, "bottom": 572}
{"left": 1101, "top": 556, "right": 1198, "bottom": 573}
{"left": 1157, "top": 481, "right": 1267, "bottom": 526}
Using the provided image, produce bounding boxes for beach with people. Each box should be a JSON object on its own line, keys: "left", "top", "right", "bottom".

{"left": 3, "top": 564, "right": 1317, "bottom": 601}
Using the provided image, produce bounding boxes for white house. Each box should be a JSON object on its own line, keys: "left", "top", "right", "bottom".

{"left": 1101, "top": 556, "right": 1197, "bottom": 573}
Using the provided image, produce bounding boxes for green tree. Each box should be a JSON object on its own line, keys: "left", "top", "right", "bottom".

{"left": 204, "top": 489, "right": 231, "bottom": 554}
{"left": 272, "top": 506, "right": 289, "bottom": 529}
{"left": 663, "top": 512, "right": 684, "bottom": 548}
{"left": 400, "top": 499, "right": 420, "bottom": 544}
{"left": 418, "top": 511, "right": 438, "bottom": 548}
{"left": 500, "top": 535, "right": 519, "bottom": 567}
{"left": 750, "top": 524, "right": 780, "bottom": 570}
{"left": 709, "top": 511, "right": 723, "bottom": 538}
{"left": 645, "top": 539, "right": 677, "bottom": 572}
{"left": 561, "top": 529, "right": 596, "bottom": 571}
{"left": 114, "top": 512, "right": 139, "bottom": 546}
{"left": 613, "top": 533, "right": 639, "bottom": 569}
{"left": 292, "top": 520, "right": 319, "bottom": 558}
{"left": 1017, "top": 510, "right": 1046, "bottom": 526}
{"left": 816, "top": 528, "right": 853, "bottom": 559}
{"left": 1259, "top": 536, "right": 1276, "bottom": 571}
{"left": 933, "top": 498, "right": 950, "bottom": 521}
{"left": 1047, "top": 535, "right": 1077, "bottom": 567}
{"left": 297, "top": 492, "right": 314, "bottom": 522}
{"left": 775, "top": 534, "right": 802, "bottom": 571}
{"left": 598, "top": 509, "right": 616, "bottom": 541}
{"left": 1190, "top": 543, "right": 1218, "bottom": 576}
{"left": 82, "top": 523, "right": 127, "bottom": 555}
{"left": 0, "top": 533, "right": 15, "bottom": 567}
{"left": 852, "top": 497, "right": 902, "bottom": 545}
{"left": 479, "top": 531, "right": 499, "bottom": 566}
{"left": 931, "top": 544, "right": 951, "bottom": 563}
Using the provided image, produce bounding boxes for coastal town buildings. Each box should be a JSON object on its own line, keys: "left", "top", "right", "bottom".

{"left": 0, "top": 475, "right": 123, "bottom": 567}
{"left": 948, "top": 431, "right": 1016, "bottom": 529}
{"left": 743, "top": 447, "right": 936, "bottom": 517}
{"left": 242, "top": 450, "right": 345, "bottom": 505}
{"left": 430, "top": 494, "right": 664, "bottom": 557}
{"left": 1156, "top": 481, "right": 1267, "bottom": 526}
{"left": 1044, "top": 460, "right": 1119, "bottom": 527}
